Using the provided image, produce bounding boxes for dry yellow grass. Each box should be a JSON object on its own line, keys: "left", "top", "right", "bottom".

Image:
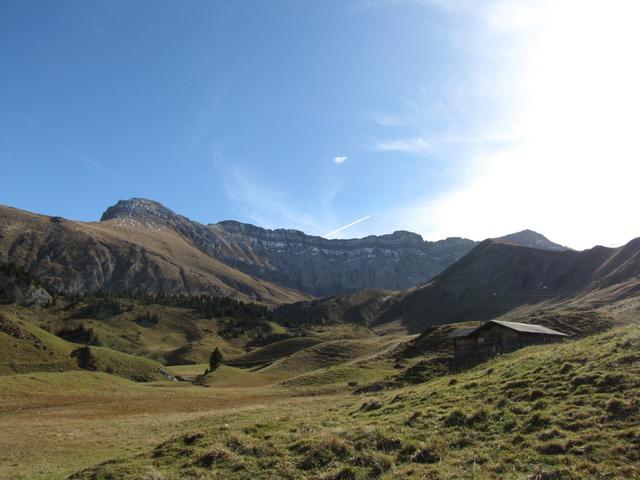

{"left": 0, "top": 371, "right": 327, "bottom": 480}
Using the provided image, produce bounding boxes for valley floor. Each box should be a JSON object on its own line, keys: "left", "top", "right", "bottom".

{"left": 0, "top": 372, "right": 331, "bottom": 480}
{"left": 3, "top": 325, "right": 640, "bottom": 479}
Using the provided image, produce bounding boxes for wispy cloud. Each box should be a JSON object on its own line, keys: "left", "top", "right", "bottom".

{"left": 54, "top": 145, "right": 108, "bottom": 172}
{"left": 374, "top": 136, "right": 432, "bottom": 154}
{"left": 334, "top": 156, "right": 348, "bottom": 165}
{"left": 224, "top": 166, "right": 324, "bottom": 233}
{"left": 324, "top": 215, "right": 372, "bottom": 238}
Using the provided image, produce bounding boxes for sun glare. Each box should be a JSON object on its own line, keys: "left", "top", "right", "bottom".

{"left": 418, "top": 0, "right": 640, "bottom": 249}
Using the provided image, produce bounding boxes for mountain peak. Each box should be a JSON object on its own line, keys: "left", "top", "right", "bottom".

{"left": 100, "top": 198, "right": 180, "bottom": 224}
{"left": 495, "top": 229, "right": 568, "bottom": 251}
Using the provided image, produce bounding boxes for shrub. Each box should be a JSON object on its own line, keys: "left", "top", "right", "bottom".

{"left": 529, "top": 389, "right": 545, "bottom": 400}
{"left": 571, "top": 374, "right": 599, "bottom": 387}
{"left": 225, "top": 436, "right": 275, "bottom": 457}
{"left": 196, "top": 448, "right": 228, "bottom": 468}
{"left": 605, "top": 397, "right": 637, "bottom": 417}
{"left": 351, "top": 452, "right": 393, "bottom": 476}
{"left": 182, "top": 433, "right": 204, "bottom": 445}
{"left": 449, "top": 432, "right": 473, "bottom": 449}
{"left": 70, "top": 345, "right": 99, "bottom": 371}
{"left": 443, "top": 409, "right": 467, "bottom": 427}
{"left": 405, "top": 411, "right": 421, "bottom": 426}
{"left": 532, "top": 400, "right": 547, "bottom": 411}
{"left": 504, "top": 380, "right": 529, "bottom": 390}
{"left": 467, "top": 408, "right": 489, "bottom": 427}
{"left": 370, "top": 431, "right": 403, "bottom": 452}
{"left": 396, "top": 443, "right": 418, "bottom": 462}
{"left": 537, "top": 441, "right": 567, "bottom": 455}
{"left": 360, "top": 400, "right": 383, "bottom": 412}
{"left": 597, "top": 374, "right": 625, "bottom": 391}
{"left": 501, "top": 418, "right": 518, "bottom": 433}
{"left": 331, "top": 467, "right": 358, "bottom": 480}
{"left": 410, "top": 447, "right": 439, "bottom": 464}
{"left": 57, "top": 324, "right": 100, "bottom": 345}
{"left": 523, "top": 413, "right": 550, "bottom": 432}
{"left": 298, "top": 435, "right": 352, "bottom": 470}
{"left": 135, "top": 311, "right": 160, "bottom": 327}
{"left": 560, "top": 362, "right": 574, "bottom": 374}
{"left": 537, "top": 428, "right": 564, "bottom": 441}
{"left": 79, "top": 297, "right": 125, "bottom": 319}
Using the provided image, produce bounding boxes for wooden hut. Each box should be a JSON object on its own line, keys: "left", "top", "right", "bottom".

{"left": 452, "top": 320, "right": 568, "bottom": 362}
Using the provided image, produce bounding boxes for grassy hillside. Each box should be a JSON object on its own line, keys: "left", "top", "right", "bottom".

{"left": 263, "top": 338, "right": 392, "bottom": 376}
{"left": 1, "top": 298, "right": 294, "bottom": 366}
{"left": 226, "top": 337, "right": 324, "bottom": 368}
{"left": 68, "top": 325, "right": 640, "bottom": 479}
{"left": 0, "top": 309, "right": 169, "bottom": 381}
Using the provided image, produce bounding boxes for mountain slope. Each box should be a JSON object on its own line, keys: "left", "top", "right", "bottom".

{"left": 377, "top": 237, "right": 640, "bottom": 331}
{"left": 0, "top": 198, "right": 575, "bottom": 300}
{"left": 0, "top": 204, "right": 309, "bottom": 305}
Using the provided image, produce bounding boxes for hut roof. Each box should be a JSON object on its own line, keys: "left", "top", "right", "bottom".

{"left": 450, "top": 320, "right": 568, "bottom": 338}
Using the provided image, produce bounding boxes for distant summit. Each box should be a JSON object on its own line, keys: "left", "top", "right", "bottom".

{"left": 100, "top": 198, "right": 182, "bottom": 226}
{"left": 495, "top": 229, "right": 569, "bottom": 252}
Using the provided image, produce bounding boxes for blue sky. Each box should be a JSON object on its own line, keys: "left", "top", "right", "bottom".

{"left": 1, "top": 0, "right": 638, "bottom": 249}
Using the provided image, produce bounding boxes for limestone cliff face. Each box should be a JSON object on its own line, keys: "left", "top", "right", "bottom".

{"left": 209, "top": 220, "right": 477, "bottom": 296}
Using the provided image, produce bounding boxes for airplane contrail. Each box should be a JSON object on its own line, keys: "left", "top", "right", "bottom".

{"left": 324, "top": 215, "right": 372, "bottom": 238}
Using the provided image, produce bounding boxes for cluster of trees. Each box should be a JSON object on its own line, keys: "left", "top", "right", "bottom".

{"left": 138, "top": 294, "right": 274, "bottom": 321}
{"left": 68, "top": 290, "right": 273, "bottom": 321}
{"left": 134, "top": 311, "right": 160, "bottom": 326}
{"left": 54, "top": 290, "right": 278, "bottom": 339}
{"left": 56, "top": 323, "right": 100, "bottom": 346}
{"left": 77, "top": 297, "right": 128, "bottom": 318}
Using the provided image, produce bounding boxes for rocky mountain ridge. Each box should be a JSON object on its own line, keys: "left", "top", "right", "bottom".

{"left": 209, "top": 219, "right": 476, "bottom": 296}
{"left": 0, "top": 198, "right": 571, "bottom": 301}
{"left": 99, "top": 198, "right": 567, "bottom": 296}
